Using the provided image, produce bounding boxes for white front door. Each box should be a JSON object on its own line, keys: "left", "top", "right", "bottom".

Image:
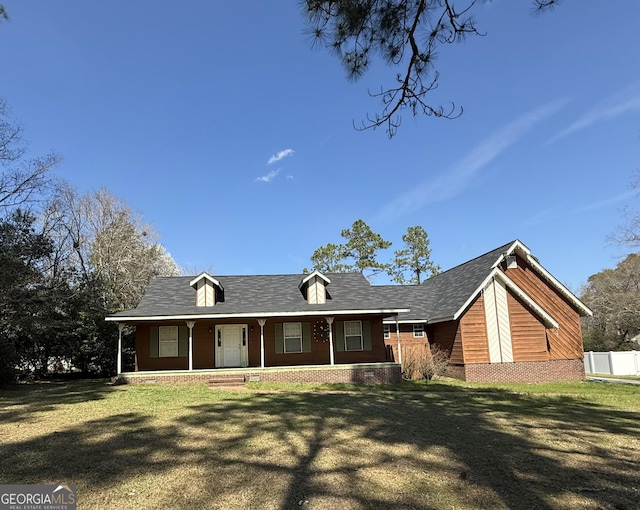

{"left": 215, "top": 325, "right": 248, "bottom": 368}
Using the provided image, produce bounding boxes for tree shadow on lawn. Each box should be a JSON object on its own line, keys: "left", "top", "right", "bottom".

{"left": 0, "top": 380, "right": 114, "bottom": 424}
{"left": 0, "top": 412, "right": 188, "bottom": 487}
{"left": 179, "top": 390, "right": 640, "bottom": 509}
{"left": 0, "top": 385, "right": 638, "bottom": 509}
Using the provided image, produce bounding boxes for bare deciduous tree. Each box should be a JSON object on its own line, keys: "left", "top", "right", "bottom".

{"left": 0, "top": 99, "right": 60, "bottom": 210}
{"left": 41, "top": 184, "right": 181, "bottom": 311}
{"left": 581, "top": 253, "right": 640, "bottom": 351}
{"left": 609, "top": 172, "right": 640, "bottom": 248}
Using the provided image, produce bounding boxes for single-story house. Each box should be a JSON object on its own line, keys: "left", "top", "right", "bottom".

{"left": 379, "top": 240, "right": 592, "bottom": 382}
{"left": 106, "top": 240, "right": 592, "bottom": 384}
{"left": 106, "top": 271, "right": 409, "bottom": 384}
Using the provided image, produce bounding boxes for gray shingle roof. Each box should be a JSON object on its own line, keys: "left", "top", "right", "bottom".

{"left": 109, "top": 272, "right": 408, "bottom": 319}
{"left": 419, "top": 241, "right": 514, "bottom": 320}
{"left": 380, "top": 241, "right": 514, "bottom": 322}
{"left": 107, "top": 241, "right": 517, "bottom": 322}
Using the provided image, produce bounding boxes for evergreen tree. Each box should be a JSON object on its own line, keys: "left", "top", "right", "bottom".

{"left": 308, "top": 219, "right": 391, "bottom": 277}
{"left": 389, "top": 225, "right": 439, "bottom": 284}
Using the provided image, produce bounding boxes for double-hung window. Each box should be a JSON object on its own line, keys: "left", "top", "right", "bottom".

{"left": 344, "top": 321, "right": 363, "bottom": 351}
{"left": 413, "top": 323, "right": 425, "bottom": 338}
{"left": 383, "top": 324, "right": 391, "bottom": 339}
{"left": 159, "top": 326, "right": 179, "bottom": 357}
{"left": 283, "top": 322, "right": 303, "bottom": 353}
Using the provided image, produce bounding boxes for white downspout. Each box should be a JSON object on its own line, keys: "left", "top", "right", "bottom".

{"left": 326, "top": 317, "right": 335, "bottom": 365}
{"left": 257, "top": 319, "right": 267, "bottom": 368}
{"left": 395, "top": 315, "right": 402, "bottom": 366}
{"left": 186, "top": 321, "right": 196, "bottom": 371}
{"left": 117, "top": 323, "right": 125, "bottom": 375}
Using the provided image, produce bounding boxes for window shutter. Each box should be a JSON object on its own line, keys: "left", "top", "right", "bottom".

{"left": 275, "top": 323, "right": 284, "bottom": 353}
{"left": 149, "top": 327, "right": 159, "bottom": 358}
{"left": 302, "top": 322, "right": 311, "bottom": 353}
{"left": 363, "top": 320, "right": 372, "bottom": 350}
{"left": 178, "top": 326, "right": 189, "bottom": 357}
{"left": 335, "top": 321, "right": 345, "bottom": 351}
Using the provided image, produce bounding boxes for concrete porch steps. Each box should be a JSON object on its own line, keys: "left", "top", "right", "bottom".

{"left": 207, "top": 375, "right": 246, "bottom": 388}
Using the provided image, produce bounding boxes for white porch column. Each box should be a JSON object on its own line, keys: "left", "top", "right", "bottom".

{"left": 257, "top": 319, "right": 267, "bottom": 368}
{"left": 326, "top": 317, "right": 335, "bottom": 365}
{"left": 117, "top": 323, "right": 125, "bottom": 375}
{"left": 186, "top": 321, "right": 196, "bottom": 371}
{"left": 395, "top": 315, "right": 402, "bottom": 366}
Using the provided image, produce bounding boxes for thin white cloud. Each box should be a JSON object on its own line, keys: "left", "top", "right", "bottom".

{"left": 319, "top": 134, "right": 332, "bottom": 146}
{"left": 523, "top": 206, "right": 562, "bottom": 227}
{"left": 547, "top": 80, "right": 640, "bottom": 144}
{"left": 570, "top": 190, "right": 636, "bottom": 215}
{"left": 523, "top": 190, "right": 636, "bottom": 226}
{"left": 255, "top": 168, "right": 280, "bottom": 183}
{"left": 267, "top": 148, "right": 294, "bottom": 165}
{"left": 377, "top": 99, "right": 567, "bottom": 221}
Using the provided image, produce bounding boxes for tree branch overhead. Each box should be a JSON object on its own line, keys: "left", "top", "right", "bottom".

{"left": 303, "top": 0, "right": 560, "bottom": 138}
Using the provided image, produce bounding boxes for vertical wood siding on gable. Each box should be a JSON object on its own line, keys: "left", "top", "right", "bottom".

{"left": 483, "top": 282, "right": 501, "bottom": 362}
{"left": 494, "top": 279, "right": 514, "bottom": 363}
{"left": 505, "top": 256, "right": 584, "bottom": 359}
{"left": 507, "top": 292, "right": 548, "bottom": 362}
{"left": 459, "top": 296, "right": 490, "bottom": 363}
{"left": 307, "top": 277, "right": 326, "bottom": 304}
{"left": 195, "top": 279, "right": 215, "bottom": 307}
{"left": 482, "top": 280, "right": 514, "bottom": 363}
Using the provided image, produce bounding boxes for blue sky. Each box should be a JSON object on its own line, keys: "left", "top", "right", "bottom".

{"left": 1, "top": 1, "right": 639, "bottom": 291}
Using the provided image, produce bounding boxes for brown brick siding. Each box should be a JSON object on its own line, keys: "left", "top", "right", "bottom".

{"left": 383, "top": 324, "right": 429, "bottom": 363}
{"left": 119, "top": 363, "right": 402, "bottom": 385}
{"left": 452, "top": 359, "right": 584, "bottom": 383}
{"left": 135, "top": 316, "right": 388, "bottom": 371}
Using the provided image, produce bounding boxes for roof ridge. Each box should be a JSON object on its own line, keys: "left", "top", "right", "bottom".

{"left": 375, "top": 284, "right": 423, "bottom": 289}
{"left": 172, "top": 272, "right": 366, "bottom": 279}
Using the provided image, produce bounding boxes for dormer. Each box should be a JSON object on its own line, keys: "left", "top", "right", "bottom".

{"left": 298, "top": 271, "right": 331, "bottom": 304}
{"left": 189, "top": 273, "right": 223, "bottom": 307}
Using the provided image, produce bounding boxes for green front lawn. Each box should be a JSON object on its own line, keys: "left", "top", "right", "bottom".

{"left": 588, "top": 373, "right": 640, "bottom": 381}
{"left": 1, "top": 380, "right": 638, "bottom": 509}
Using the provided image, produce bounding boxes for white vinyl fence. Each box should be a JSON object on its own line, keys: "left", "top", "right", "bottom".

{"left": 584, "top": 351, "right": 640, "bottom": 376}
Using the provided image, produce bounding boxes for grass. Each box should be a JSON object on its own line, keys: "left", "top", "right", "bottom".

{"left": 0, "top": 380, "right": 638, "bottom": 510}
{"left": 588, "top": 373, "right": 640, "bottom": 381}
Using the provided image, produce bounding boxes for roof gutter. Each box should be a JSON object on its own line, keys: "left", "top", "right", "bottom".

{"left": 106, "top": 308, "right": 410, "bottom": 322}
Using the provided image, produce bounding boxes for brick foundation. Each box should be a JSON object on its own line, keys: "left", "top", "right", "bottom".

{"left": 451, "top": 359, "right": 585, "bottom": 383}
{"left": 118, "top": 363, "right": 401, "bottom": 385}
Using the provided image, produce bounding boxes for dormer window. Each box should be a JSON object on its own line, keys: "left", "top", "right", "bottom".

{"left": 189, "top": 273, "right": 223, "bottom": 307}
{"left": 298, "top": 271, "right": 331, "bottom": 304}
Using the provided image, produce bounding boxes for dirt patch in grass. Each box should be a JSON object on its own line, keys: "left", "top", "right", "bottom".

{"left": 1, "top": 380, "right": 638, "bottom": 509}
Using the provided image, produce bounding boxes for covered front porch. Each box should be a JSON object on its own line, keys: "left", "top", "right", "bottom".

{"left": 117, "top": 362, "right": 402, "bottom": 385}
{"left": 112, "top": 314, "right": 406, "bottom": 376}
